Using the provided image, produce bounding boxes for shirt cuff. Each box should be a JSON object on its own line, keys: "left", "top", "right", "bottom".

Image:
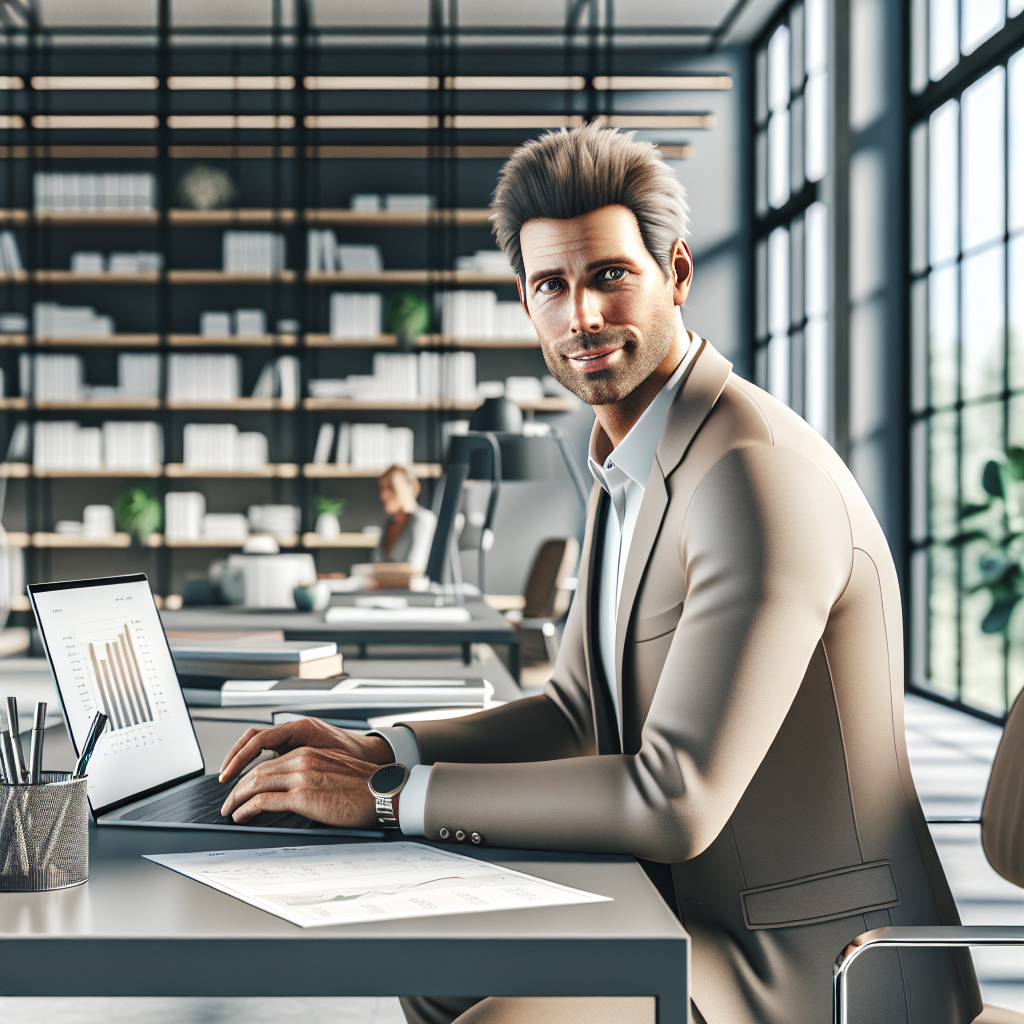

{"left": 369, "top": 725, "right": 422, "bottom": 768}
{"left": 398, "top": 764, "right": 431, "bottom": 836}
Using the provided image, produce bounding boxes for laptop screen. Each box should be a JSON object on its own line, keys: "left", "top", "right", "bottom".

{"left": 30, "top": 574, "right": 204, "bottom": 814}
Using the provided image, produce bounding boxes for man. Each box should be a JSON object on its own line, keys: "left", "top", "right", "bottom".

{"left": 218, "top": 125, "right": 981, "bottom": 1024}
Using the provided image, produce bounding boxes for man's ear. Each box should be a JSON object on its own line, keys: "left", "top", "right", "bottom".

{"left": 517, "top": 276, "right": 531, "bottom": 319}
{"left": 672, "top": 240, "right": 693, "bottom": 305}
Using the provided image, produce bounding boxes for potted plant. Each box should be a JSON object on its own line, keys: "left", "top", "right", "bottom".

{"left": 114, "top": 487, "right": 163, "bottom": 546}
{"left": 385, "top": 291, "right": 431, "bottom": 351}
{"left": 314, "top": 495, "right": 346, "bottom": 539}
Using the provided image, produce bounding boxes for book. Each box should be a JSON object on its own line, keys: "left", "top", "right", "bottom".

{"left": 169, "top": 638, "right": 337, "bottom": 662}
{"left": 178, "top": 655, "right": 344, "bottom": 680}
{"left": 220, "top": 675, "right": 492, "bottom": 707}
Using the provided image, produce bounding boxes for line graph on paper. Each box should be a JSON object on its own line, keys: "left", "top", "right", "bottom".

{"left": 75, "top": 618, "right": 155, "bottom": 731}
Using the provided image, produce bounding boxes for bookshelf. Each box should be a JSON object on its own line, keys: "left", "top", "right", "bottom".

{"left": 0, "top": 18, "right": 706, "bottom": 601}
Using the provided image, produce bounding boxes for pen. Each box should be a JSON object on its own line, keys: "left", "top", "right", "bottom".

{"left": 28, "top": 701, "right": 46, "bottom": 784}
{"left": 72, "top": 711, "right": 108, "bottom": 779}
{"left": 7, "top": 696, "right": 26, "bottom": 782}
{"left": 0, "top": 707, "right": 17, "bottom": 784}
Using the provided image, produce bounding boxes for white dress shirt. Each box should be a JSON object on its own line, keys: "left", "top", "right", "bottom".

{"left": 376, "top": 330, "right": 698, "bottom": 835}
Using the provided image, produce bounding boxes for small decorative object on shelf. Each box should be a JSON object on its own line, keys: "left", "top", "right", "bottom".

{"left": 386, "top": 291, "right": 431, "bottom": 351}
{"left": 174, "top": 164, "right": 238, "bottom": 210}
{"left": 314, "top": 496, "right": 346, "bottom": 539}
{"left": 114, "top": 487, "right": 162, "bottom": 545}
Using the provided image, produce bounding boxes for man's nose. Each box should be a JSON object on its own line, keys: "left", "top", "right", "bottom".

{"left": 569, "top": 292, "right": 604, "bottom": 336}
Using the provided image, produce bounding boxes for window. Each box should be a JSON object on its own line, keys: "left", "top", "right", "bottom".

{"left": 752, "top": 0, "right": 829, "bottom": 438}
{"left": 908, "top": 5, "right": 1024, "bottom": 717}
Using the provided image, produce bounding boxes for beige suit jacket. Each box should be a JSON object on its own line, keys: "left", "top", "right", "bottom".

{"left": 405, "top": 339, "right": 982, "bottom": 1024}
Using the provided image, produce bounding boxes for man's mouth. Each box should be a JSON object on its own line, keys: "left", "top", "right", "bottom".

{"left": 566, "top": 346, "right": 622, "bottom": 372}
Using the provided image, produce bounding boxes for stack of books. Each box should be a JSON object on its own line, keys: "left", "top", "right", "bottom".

{"left": 494, "top": 301, "right": 535, "bottom": 339}
{"left": 33, "top": 172, "right": 156, "bottom": 211}
{"left": 222, "top": 231, "right": 287, "bottom": 273}
{"left": 182, "top": 423, "right": 269, "bottom": 470}
{"left": 164, "top": 492, "right": 206, "bottom": 541}
{"left": 454, "top": 250, "right": 513, "bottom": 274}
{"left": 199, "top": 309, "right": 269, "bottom": 336}
{"left": 167, "top": 354, "right": 241, "bottom": 402}
{"left": 0, "top": 313, "right": 27, "bottom": 334}
{"left": 329, "top": 292, "right": 382, "bottom": 337}
{"left": 19, "top": 353, "right": 83, "bottom": 400}
{"left": 251, "top": 355, "right": 300, "bottom": 404}
{"left": 33, "top": 420, "right": 163, "bottom": 471}
{"left": 222, "top": 676, "right": 493, "bottom": 709}
{"left": 0, "top": 231, "right": 23, "bottom": 273}
{"left": 308, "top": 351, "right": 476, "bottom": 404}
{"left": 248, "top": 504, "right": 301, "bottom": 535}
{"left": 312, "top": 421, "right": 414, "bottom": 467}
{"left": 70, "top": 251, "right": 162, "bottom": 273}
{"left": 32, "top": 303, "right": 114, "bottom": 339}
{"left": 167, "top": 634, "right": 344, "bottom": 684}
{"left": 307, "top": 232, "right": 383, "bottom": 272}
{"left": 117, "top": 354, "right": 161, "bottom": 399}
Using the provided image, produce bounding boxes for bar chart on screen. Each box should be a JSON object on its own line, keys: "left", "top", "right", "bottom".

{"left": 75, "top": 618, "right": 157, "bottom": 731}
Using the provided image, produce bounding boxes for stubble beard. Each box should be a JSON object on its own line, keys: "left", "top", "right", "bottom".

{"left": 542, "top": 299, "right": 679, "bottom": 407}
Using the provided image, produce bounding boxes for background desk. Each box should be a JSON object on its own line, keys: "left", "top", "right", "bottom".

{"left": 161, "top": 601, "right": 522, "bottom": 681}
{"left": 0, "top": 828, "right": 689, "bottom": 1023}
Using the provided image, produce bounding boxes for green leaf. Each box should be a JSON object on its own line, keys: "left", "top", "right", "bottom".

{"left": 982, "top": 596, "right": 1020, "bottom": 633}
{"left": 1008, "top": 447, "right": 1024, "bottom": 480}
{"left": 983, "top": 460, "right": 1005, "bottom": 497}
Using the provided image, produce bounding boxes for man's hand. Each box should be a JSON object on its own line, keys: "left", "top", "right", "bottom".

{"left": 220, "top": 747, "right": 384, "bottom": 827}
{"left": 219, "top": 718, "right": 393, "bottom": 783}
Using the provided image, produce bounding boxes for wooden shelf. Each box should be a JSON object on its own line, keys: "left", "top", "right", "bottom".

{"left": 305, "top": 208, "right": 491, "bottom": 227}
{"left": 0, "top": 398, "right": 28, "bottom": 410}
{"left": 30, "top": 398, "right": 161, "bottom": 410}
{"left": 306, "top": 269, "right": 515, "bottom": 286}
{"left": 303, "top": 396, "right": 575, "bottom": 412}
{"left": 414, "top": 335, "right": 538, "bottom": 349}
{"left": 32, "top": 532, "right": 132, "bottom": 548}
{"left": 34, "top": 270, "right": 160, "bottom": 285}
{"left": 0, "top": 271, "right": 28, "bottom": 283}
{"left": 0, "top": 334, "right": 27, "bottom": 347}
{"left": 167, "top": 270, "right": 297, "bottom": 284}
{"left": 0, "top": 210, "right": 28, "bottom": 224}
{"left": 165, "top": 398, "right": 297, "bottom": 411}
{"left": 32, "top": 466, "right": 162, "bottom": 478}
{"left": 303, "top": 397, "right": 480, "bottom": 412}
{"left": 32, "top": 210, "right": 159, "bottom": 225}
{"left": 305, "top": 334, "right": 398, "bottom": 348}
{"left": 151, "top": 533, "right": 300, "bottom": 549}
{"left": 34, "top": 334, "right": 160, "bottom": 347}
{"left": 0, "top": 463, "right": 29, "bottom": 478}
{"left": 164, "top": 463, "right": 299, "bottom": 478}
{"left": 303, "top": 462, "right": 441, "bottom": 479}
{"left": 168, "top": 209, "right": 298, "bottom": 225}
{"left": 5, "top": 532, "right": 30, "bottom": 548}
{"left": 168, "top": 334, "right": 298, "bottom": 348}
{"left": 300, "top": 532, "right": 379, "bottom": 549}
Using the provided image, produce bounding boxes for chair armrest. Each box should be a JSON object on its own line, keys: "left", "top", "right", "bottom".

{"left": 834, "top": 926, "right": 1024, "bottom": 1024}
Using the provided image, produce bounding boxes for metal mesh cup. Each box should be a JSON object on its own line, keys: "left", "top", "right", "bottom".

{"left": 0, "top": 772, "right": 88, "bottom": 891}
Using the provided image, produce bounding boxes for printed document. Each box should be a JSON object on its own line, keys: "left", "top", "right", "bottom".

{"left": 145, "top": 841, "right": 611, "bottom": 928}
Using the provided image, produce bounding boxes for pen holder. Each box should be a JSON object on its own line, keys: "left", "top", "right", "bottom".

{"left": 0, "top": 773, "right": 89, "bottom": 892}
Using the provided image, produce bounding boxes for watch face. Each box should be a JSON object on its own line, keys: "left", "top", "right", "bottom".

{"left": 371, "top": 763, "right": 407, "bottom": 797}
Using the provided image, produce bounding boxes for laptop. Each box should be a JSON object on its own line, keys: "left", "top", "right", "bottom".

{"left": 29, "top": 573, "right": 383, "bottom": 837}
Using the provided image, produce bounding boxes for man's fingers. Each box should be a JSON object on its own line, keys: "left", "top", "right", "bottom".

{"left": 219, "top": 727, "right": 263, "bottom": 774}
{"left": 219, "top": 722, "right": 307, "bottom": 781}
{"left": 230, "top": 788, "right": 300, "bottom": 823}
{"left": 221, "top": 757, "right": 298, "bottom": 816}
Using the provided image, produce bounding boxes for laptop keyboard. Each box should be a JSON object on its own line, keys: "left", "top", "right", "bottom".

{"left": 119, "top": 773, "right": 312, "bottom": 829}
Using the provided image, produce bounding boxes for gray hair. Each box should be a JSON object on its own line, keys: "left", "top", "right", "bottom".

{"left": 490, "top": 123, "right": 689, "bottom": 281}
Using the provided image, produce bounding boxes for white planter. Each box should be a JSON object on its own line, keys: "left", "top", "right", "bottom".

{"left": 315, "top": 512, "right": 341, "bottom": 539}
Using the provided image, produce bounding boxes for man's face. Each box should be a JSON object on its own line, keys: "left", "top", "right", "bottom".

{"left": 519, "top": 204, "right": 690, "bottom": 406}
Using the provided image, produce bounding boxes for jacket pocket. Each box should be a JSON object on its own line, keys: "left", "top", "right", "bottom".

{"left": 740, "top": 860, "right": 899, "bottom": 930}
{"left": 633, "top": 602, "right": 682, "bottom": 642}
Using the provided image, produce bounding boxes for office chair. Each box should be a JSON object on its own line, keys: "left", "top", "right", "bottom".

{"left": 834, "top": 689, "right": 1024, "bottom": 1024}
{"left": 503, "top": 537, "right": 579, "bottom": 664}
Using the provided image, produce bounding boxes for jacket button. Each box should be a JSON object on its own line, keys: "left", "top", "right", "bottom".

{"left": 470, "top": 833, "right": 483, "bottom": 845}
{"left": 439, "top": 828, "right": 449, "bottom": 840}
{"left": 455, "top": 830, "right": 466, "bottom": 842}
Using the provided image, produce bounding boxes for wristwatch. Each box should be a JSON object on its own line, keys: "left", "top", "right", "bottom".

{"left": 368, "top": 763, "right": 409, "bottom": 827}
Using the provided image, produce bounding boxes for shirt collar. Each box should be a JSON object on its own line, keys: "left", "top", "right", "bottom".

{"left": 589, "top": 330, "right": 698, "bottom": 496}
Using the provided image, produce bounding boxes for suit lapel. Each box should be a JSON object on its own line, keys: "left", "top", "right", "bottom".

{"left": 613, "top": 338, "right": 734, "bottom": 737}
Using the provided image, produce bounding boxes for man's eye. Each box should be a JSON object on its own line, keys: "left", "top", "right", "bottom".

{"left": 538, "top": 279, "right": 562, "bottom": 293}
{"left": 602, "top": 268, "right": 627, "bottom": 282}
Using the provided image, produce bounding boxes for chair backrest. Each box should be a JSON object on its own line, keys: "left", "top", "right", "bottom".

{"left": 521, "top": 537, "right": 579, "bottom": 619}
{"left": 981, "top": 687, "right": 1024, "bottom": 888}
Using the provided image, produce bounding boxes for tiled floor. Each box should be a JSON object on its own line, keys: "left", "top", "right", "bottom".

{"left": 904, "top": 693, "right": 1024, "bottom": 1013}
{"left": 1, "top": 692, "right": 1019, "bottom": 1022}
